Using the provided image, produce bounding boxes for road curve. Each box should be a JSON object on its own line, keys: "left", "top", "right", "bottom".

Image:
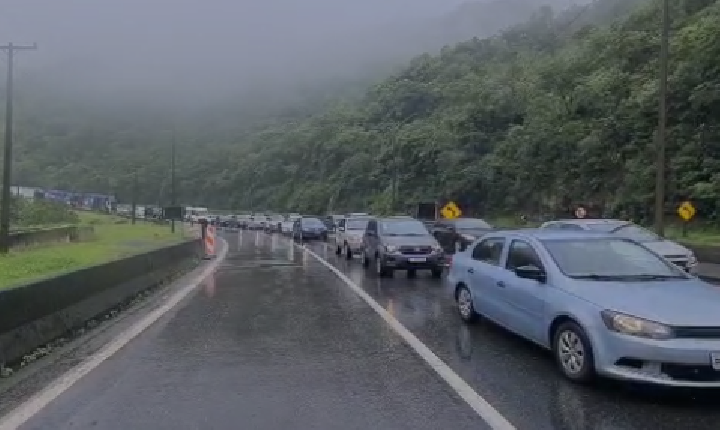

{"left": 304, "top": 237, "right": 720, "bottom": 430}
{"left": 15, "top": 231, "right": 490, "bottom": 430}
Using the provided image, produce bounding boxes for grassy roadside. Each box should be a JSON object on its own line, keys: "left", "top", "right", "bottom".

{"left": 485, "top": 216, "right": 720, "bottom": 246}
{"left": 0, "top": 211, "right": 186, "bottom": 289}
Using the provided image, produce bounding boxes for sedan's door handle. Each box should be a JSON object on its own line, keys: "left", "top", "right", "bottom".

{"left": 468, "top": 268, "right": 474, "bottom": 274}
{"left": 497, "top": 281, "right": 506, "bottom": 288}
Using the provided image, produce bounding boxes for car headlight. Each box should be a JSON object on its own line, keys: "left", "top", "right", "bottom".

{"left": 460, "top": 234, "right": 476, "bottom": 242}
{"left": 432, "top": 244, "right": 443, "bottom": 253}
{"left": 601, "top": 310, "right": 674, "bottom": 340}
{"left": 687, "top": 253, "right": 698, "bottom": 267}
{"left": 384, "top": 245, "right": 398, "bottom": 252}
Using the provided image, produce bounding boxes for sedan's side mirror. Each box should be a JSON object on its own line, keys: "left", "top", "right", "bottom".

{"left": 515, "top": 265, "right": 546, "bottom": 282}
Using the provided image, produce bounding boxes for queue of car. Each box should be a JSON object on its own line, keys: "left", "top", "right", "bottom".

{"left": 233, "top": 213, "right": 719, "bottom": 388}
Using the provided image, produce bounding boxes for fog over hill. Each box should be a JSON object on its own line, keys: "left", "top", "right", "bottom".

{"left": 1, "top": 0, "right": 588, "bottom": 107}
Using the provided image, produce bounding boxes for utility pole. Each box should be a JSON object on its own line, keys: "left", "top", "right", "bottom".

{"left": 170, "top": 127, "right": 176, "bottom": 233}
{"left": 131, "top": 171, "right": 138, "bottom": 225}
{"left": 654, "top": 0, "right": 669, "bottom": 237}
{"left": 390, "top": 133, "right": 398, "bottom": 214}
{"left": 0, "top": 43, "right": 36, "bottom": 254}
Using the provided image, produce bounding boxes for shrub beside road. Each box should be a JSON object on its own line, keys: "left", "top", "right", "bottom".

{"left": 0, "top": 211, "right": 185, "bottom": 289}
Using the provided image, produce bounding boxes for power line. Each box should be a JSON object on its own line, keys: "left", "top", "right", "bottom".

{"left": 0, "top": 43, "right": 37, "bottom": 254}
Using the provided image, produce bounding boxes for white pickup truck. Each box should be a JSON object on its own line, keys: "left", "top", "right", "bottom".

{"left": 334, "top": 216, "right": 371, "bottom": 259}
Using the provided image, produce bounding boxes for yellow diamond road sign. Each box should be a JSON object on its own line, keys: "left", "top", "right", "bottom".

{"left": 441, "top": 201, "right": 462, "bottom": 220}
{"left": 677, "top": 201, "right": 696, "bottom": 222}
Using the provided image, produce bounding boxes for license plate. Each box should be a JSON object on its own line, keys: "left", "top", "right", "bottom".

{"left": 408, "top": 257, "right": 426, "bottom": 263}
{"left": 711, "top": 353, "right": 720, "bottom": 370}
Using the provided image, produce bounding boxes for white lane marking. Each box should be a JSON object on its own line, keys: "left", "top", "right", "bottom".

{"left": 0, "top": 239, "right": 229, "bottom": 430}
{"left": 296, "top": 243, "right": 516, "bottom": 430}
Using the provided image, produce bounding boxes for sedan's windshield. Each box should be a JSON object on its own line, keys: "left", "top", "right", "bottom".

{"left": 454, "top": 219, "right": 492, "bottom": 230}
{"left": 301, "top": 218, "right": 324, "bottom": 228}
{"left": 381, "top": 220, "right": 429, "bottom": 236}
{"left": 585, "top": 222, "right": 660, "bottom": 242}
{"left": 542, "top": 238, "right": 686, "bottom": 279}
{"left": 346, "top": 219, "right": 369, "bottom": 230}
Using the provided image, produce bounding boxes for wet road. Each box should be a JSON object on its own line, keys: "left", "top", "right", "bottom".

{"left": 299, "top": 237, "right": 720, "bottom": 430}
{"left": 16, "top": 230, "right": 720, "bottom": 429}
{"left": 17, "top": 231, "right": 489, "bottom": 430}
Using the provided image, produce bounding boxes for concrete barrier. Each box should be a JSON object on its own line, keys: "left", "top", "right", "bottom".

{"left": 0, "top": 239, "right": 202, "bottom": 366}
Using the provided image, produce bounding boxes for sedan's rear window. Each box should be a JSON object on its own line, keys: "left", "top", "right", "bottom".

{"left": 301, "top": 218, "right": 324, "bottom": 227}
{"left": 346, "top": 219, "right": 369, "bottom": 230}
{"left": 380, "top": 220, "right": 428, "bottom": 236}
{"left": 542, "top": 238, "right": 685, "bottom": 278}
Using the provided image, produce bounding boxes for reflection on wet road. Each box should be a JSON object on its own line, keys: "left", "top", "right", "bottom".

{"left": 18, "top": 231, "right": 488, "bottom": 430}
{"left": 301, "top": 237, "right": 720, "bottom": 430}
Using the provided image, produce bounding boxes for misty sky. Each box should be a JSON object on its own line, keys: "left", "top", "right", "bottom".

{"left": 1, "top": 0, "right": 481, "bottom": 101}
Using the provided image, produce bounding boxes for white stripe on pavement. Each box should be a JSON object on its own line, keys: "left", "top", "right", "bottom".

{"left": 296, "top": 242, "right": 516, "bottom": 430}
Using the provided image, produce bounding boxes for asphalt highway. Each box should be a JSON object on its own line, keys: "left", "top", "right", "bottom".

{"left": 16, "top": 231, "right": 488, "bottom": 430}
{"left": 14, "top": 230, "right": 720, "bottom": 430}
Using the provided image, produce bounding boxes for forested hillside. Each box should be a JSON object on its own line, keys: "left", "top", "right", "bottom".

{"left": 4, "top": 0, "right": 569, "bottom": 206}
{"left": 206, "top": 0, "right": 720, "bottom": 219}
{"left": 6, "top": 0, "right": 720, "bottom": 222}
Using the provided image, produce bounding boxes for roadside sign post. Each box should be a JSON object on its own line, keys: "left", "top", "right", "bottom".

{"left": 677, "top": 200, "right": 696, "bottom": 238}
{"left": 440, "top": 201, "right": 462, "bottom": 220}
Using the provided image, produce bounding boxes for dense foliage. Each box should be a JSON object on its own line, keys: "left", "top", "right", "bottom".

{"left": 212, "top": 0, "right": 720, "bottom": 220}
{"left": 6, "top": 0, "right": 720, "bottom": 223}
{"left": 5, "top": 198, "right": 79, "bottom": 228}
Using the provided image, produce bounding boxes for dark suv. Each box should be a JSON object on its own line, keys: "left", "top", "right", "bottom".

{"left": 362, "top": 217, "right": 444, "bottom": 278}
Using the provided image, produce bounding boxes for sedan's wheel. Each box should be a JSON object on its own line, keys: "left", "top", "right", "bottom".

{"left": 553, "top": 322, "right": 596, "bottom": 384}
{"left": 362, "top": 252, "right": 370, "bottom": 268}
{"left": 344, "top": 243, "right": 352, "bottom": 260}
{"left": 456, "top": 286, "right": 478, "bottom": 323}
